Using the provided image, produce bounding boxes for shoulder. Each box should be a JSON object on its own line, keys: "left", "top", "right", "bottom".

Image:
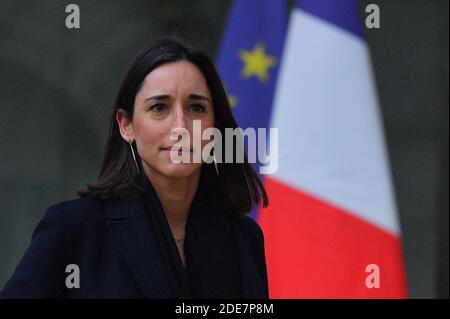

{"left": 34, "top": 196, "right": 107, "bottom": 241}
{"left": 236, "top": 215, "right": 265, "bottom": 244}
{"left": 0, "top": 196, "right": 109, "bottom": 298}
{"left": 234, "top": 215, "right": 266, "bottom": 261}
{"left": 43, "top": 196, "right": 105, "bottom": 223}
{"left": 29, "top": 195, "right": 109, "bottom": 256}
{"left": 47, "top": 195, "right": 104, "bottom": 216}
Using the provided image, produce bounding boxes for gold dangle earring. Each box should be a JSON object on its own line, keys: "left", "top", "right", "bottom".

{"left": 213, "top": 153, "right": 219, "bottom": 176}
{"left": 128, "top": 139, "right": 140, "bottom": 174}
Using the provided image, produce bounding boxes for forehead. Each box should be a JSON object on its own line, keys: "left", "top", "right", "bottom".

{"left": 141, "top": 60, "right": 210, "bottom": 95}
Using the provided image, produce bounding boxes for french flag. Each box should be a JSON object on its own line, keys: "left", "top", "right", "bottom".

{"left": 217, "top": 0, "right": 408, "bottom": 298}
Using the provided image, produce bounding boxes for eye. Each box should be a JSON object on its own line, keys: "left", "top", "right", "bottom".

{"left": 189, "top": 104, "right": 205, "bottom": 113}
{"left": 150, "top": 103, "right": 168, "bottom": 113}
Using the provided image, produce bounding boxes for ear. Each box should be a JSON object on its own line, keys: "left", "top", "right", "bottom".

{"left": 116, "top": 109, "right": 134, "bottom": 142}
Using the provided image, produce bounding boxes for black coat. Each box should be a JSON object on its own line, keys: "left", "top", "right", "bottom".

{"left": 0, "top": 193, "right": 269, "bottom": 298}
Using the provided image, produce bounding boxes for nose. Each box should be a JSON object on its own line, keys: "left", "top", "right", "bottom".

{"left": 171, "top": 106, "right": 188, "bottom": 140}
{"left": 173, "top": 106, "right": 187, "bottom": 128}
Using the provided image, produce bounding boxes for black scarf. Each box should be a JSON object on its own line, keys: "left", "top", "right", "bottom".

{"left": 140, "top": 168, "right": 241, "bottom": 298}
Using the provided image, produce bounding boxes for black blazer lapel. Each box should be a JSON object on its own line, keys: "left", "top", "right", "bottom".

{"left": 105, "top": 194, "right": 173, "bottom": 298}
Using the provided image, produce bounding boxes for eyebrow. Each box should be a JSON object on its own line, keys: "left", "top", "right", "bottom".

{"left": 144, "top": 93, "right": 211, "bottom": 103}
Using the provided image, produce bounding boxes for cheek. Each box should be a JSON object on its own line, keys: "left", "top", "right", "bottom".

{"left": 200, "top": 114, "right": 215, "bottom": 133}
{"left": 134, "top": 119, "right": 165, "bottom": 153}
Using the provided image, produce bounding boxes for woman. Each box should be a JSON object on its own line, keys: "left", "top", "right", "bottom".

{"left": 0, "top": 36, "right": 269, "bottom": 299}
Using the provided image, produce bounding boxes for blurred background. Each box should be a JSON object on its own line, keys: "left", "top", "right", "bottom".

{"left": 0, "top": 0, "right": 448, "bottom": 298}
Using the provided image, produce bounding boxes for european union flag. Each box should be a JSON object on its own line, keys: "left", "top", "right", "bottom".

{"left": 216, "top": 0, "right": 287, "bottom": 219}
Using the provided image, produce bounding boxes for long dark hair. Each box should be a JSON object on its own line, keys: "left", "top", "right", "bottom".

{"left": 78, "top": 36, "right": 268, "bottom": 217}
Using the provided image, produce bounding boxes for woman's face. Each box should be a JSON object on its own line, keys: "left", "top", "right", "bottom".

{"left": 117, "top": 60, "right": 215, "bottom": 179}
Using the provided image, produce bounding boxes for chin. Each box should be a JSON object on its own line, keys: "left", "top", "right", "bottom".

{"left": 158, "top": 163, "right": 201, "bottom": 179}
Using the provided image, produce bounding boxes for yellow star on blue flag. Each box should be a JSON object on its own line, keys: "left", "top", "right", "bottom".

{"left": 239, "top": 43, "right": 277, "bottom": 83}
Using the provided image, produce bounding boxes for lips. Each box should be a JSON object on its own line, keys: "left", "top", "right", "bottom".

{"left": 161, "top": 145, "right": 193, "bottom": 152}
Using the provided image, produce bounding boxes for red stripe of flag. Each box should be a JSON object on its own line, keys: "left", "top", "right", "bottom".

{"left": 258, "top": 177, "right": 408, "bottom": 298}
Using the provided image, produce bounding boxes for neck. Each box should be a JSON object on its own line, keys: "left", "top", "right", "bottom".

{"left": 143, "top": 166, "right": 201, "bottom": 235}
